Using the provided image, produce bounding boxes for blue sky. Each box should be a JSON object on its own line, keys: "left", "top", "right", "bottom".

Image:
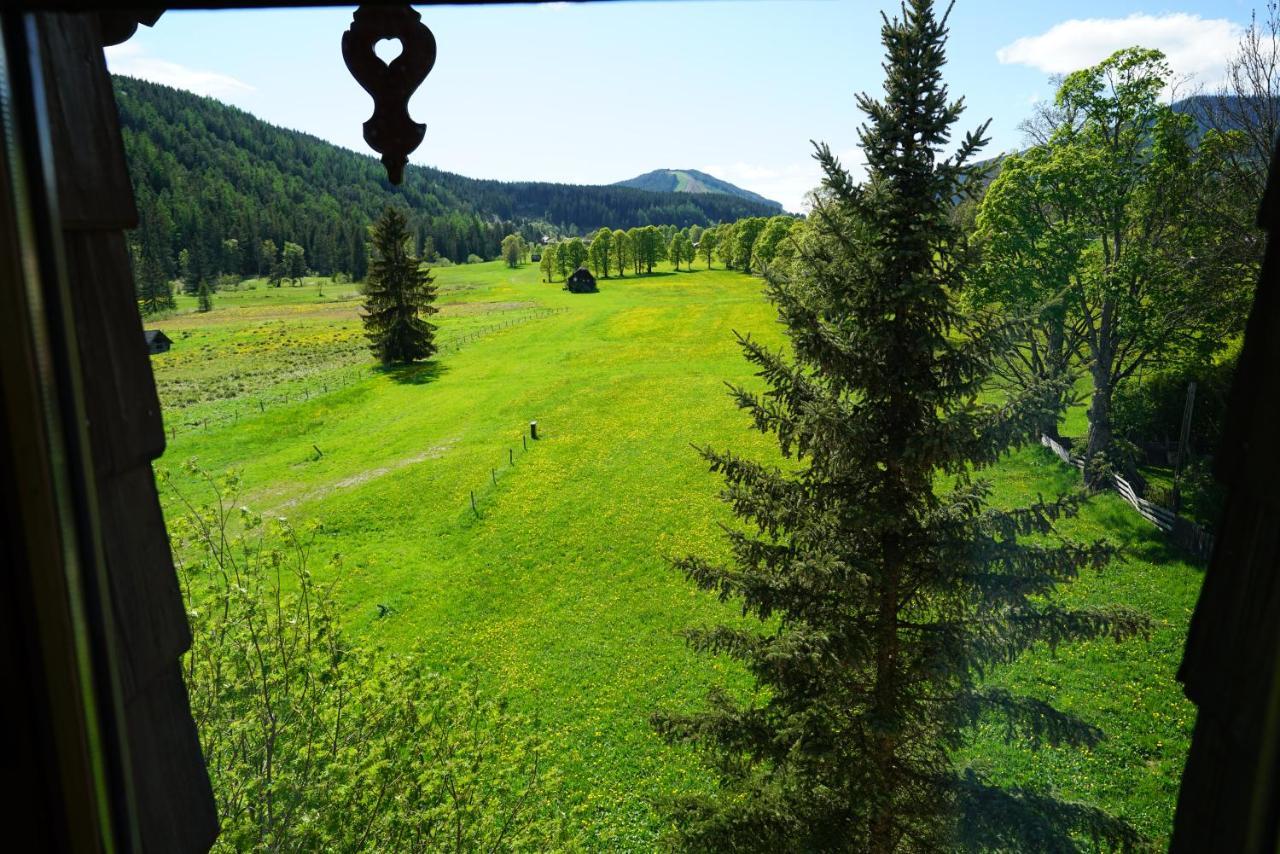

{"left": 107, "top": 0, "right": 1260, "bottom": 211}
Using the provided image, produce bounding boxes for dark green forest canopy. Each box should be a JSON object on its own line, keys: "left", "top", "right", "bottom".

{"left": 114, "top": 76, "right": 781, "bottom": 279}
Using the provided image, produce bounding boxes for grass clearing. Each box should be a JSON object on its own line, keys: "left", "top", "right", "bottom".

{"left": 157, "top": 260, "right": 1202, "bottom": 848}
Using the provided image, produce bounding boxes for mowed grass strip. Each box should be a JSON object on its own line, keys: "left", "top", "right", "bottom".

{"left": 159, "top": 260, "right": 1202, "bottom": 848}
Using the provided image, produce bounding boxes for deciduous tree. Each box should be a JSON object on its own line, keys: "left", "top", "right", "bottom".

{"left": 590, "top": 229, "right": 613, "bottom": 277}
{"left": 1050, "top": 49, "right": 1251, "bottom": 482}
{"left": 612, "top": 228, "right": 631, "bottom": 277}
{"left": 282, "top": 241, "right": 307, "bottom": 286}
{"left": 501, "top": 233, "right": 526, "bottom": 268}
{"left": 699, "top": 226, "right": 718, "bottom": 269}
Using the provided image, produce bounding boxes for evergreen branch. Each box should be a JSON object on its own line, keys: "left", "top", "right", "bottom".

{"left": 963, "top": 604, "right": 1151, "bottom": 669}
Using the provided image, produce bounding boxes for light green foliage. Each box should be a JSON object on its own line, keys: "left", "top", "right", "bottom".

{"left": 501, "top": 233, "right": 526, "bottom": 269}
{"left": 589, "top": 228, "right": 613, "bottom": 277}
{"left": 668, "top": 231, "right": 693, "bottom": 270}
{"left": 561, "top": 237, "right": 588, "bottom": 272}
{"left": 698, "top": 225, "right": 718, "bottom": 269}
{"left": 612, "top": 228, "right": 630, "bottom": 277}
{"left": 634, "top": 226, "right": 666, "bottom": 273}
{"left": 970, "top": 144, "right": 1091, "bottom": 439}
{"left": 992, "top": 47, "right": 1253, "bottom": 481}
{"left": 731, "top": 216, "right": 766, "bottom": 273}
{"left": 163, "top": 462, "right": 561, "bottom": 852}
{"left": 751, "top": 214, "right": 795, "bottom": 267}
{"left": 156, "top": 258, "right": 1199, "bottom": 848}
{"left": 716, "top": 220, "right": 737, "bottom": 268}
{"left": 539, "top": 244, "right": 554, "bottom": 281}
{"left": 281, "top": 241, "right": 307, "bottom": 286}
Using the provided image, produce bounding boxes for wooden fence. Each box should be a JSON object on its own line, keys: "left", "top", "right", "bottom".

{"left": 1039, "top": 435, "right": 1216, "bottom": 562}
{"left": 161, "top": 306, "right": 568, "bottom": 439}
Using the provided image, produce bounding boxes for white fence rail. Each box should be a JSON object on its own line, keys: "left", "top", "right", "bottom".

{"left": 1039, "top": 435, "right": 1215, "bottom": 562}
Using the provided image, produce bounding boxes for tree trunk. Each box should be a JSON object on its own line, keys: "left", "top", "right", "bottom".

{"left": 1040, "top": 307, "right": 1066, "bottom": 441}
{"left": 869, "top": 543, "right": 901, "bottom": 853}
{"left": 1084, "top": 302, "right": 1115, "bottom": 488}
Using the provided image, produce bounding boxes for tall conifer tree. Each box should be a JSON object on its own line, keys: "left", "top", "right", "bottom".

{"left": 361, "top": 207, "right": 437, "bottom": 366}
{"left": 196, "top": 278, "right": 213, "bottom": 313}
{"left": 653, "top": 3, "right": 1148, "bottom": 850}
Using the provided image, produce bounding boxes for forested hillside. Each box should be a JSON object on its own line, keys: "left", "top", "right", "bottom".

{"left": 114, "top": 76, "right": 781, "bottom": 283}
{"left": 614, "top": 169, "right": 783, "bottom": 210}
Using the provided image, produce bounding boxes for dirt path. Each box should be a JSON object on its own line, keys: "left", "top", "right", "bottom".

{"left": 267, "top": 437, "right": 459, "bottom": 512}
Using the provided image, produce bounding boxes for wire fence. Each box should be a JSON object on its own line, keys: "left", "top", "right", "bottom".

{"left": 161, "top": 306, "right": 568, "bottom": 439}
{"left": 1040, "top": 434, "right": 1215, "bottom": 562}
{"left": 466, "top": 422, "right": 541, "bottom": 521}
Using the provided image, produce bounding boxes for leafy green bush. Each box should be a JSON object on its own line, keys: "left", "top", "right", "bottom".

{"left": 1112, "top": 356, "right": 1237, "bottom": 456}
{"left": 163, "top": 463, "right": 563, "bottom": 852}
{"left": 466, "top": 254, "right": 484, "bottom": 265}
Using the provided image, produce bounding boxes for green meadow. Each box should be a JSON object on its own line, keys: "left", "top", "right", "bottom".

{"left": 152, "top": 261, "right": 1203, "bottom": 848}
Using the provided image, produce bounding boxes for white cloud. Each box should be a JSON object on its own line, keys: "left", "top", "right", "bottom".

{"left": 106, "top": 43, "right": 253, "bottom": 98}
{"left": 701, "top": 159, "right": 818, "bottom": 213}
{"left": 703, "top": 147, "right": 865, "bottom": 214}
{"left": 997, "top": 13, "right": 1243, "bottom": 87}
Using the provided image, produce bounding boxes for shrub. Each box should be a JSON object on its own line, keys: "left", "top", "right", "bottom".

{"left": 1112, "top": 355, "right": 1237, "bottom": 457}
{"left": 162, "top": 462, "right": 562, "bottom": 852}
{"left": 466, "top": 253, "right": 484, "bottom": 265}
{"left": 433, "top": 257, "right": 454, "bottom": 267}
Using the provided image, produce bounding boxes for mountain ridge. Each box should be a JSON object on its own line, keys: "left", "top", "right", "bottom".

{"left": 114, "top": 75, "right": 783, "bottom": 282}
{"left": 614, "top": 168, "right": 783, "bottom": 211}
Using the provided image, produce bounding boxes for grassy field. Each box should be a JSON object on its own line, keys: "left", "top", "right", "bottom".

{"left": 152, "top": 260, "right": 1203, "bottom": 848}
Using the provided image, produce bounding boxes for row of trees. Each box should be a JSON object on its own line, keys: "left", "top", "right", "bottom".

{"left": 530, "top": 212, "right": 803, "bottom": 283}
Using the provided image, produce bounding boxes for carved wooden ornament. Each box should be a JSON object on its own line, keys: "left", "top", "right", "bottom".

{"left": 342, "top": 5, "right": 437, "bottom": 184}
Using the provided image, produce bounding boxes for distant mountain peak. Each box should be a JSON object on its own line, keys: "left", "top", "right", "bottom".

{"left": 614, "top": 169, "right": 782, "bottom": 211}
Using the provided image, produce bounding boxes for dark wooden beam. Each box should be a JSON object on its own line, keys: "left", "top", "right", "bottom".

{"left": 1170, "top": 133, "right": 1280, "bottom": 853}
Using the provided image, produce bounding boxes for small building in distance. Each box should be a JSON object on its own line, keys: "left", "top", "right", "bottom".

{"left": 531, "top": 251, "right": 542, "bottom": 262}
{"left": 565, "top": 266, "right": 598, "bottom": 294}
{"left": 144, "top": 329, "right": 172, "bottom": 355}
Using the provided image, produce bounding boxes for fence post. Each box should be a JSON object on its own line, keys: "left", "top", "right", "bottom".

{"left": 491, "top": 469, "right": 497, "bottom": 486}
{"left": 522, "top": 435, "right": 527, "bottom": 451}
{"left": 470, "top": 490, "right": 479, "bottom": 518}
{"left": 509, "top": 448, "right": 514, "bottom": 466}
{"left": 530, "top": 420, "right": 538, "bottom": 441}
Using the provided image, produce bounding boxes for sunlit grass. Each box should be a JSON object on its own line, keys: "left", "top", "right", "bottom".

{"left": 157, "top": 260, "right": 1200, "bottom": 848}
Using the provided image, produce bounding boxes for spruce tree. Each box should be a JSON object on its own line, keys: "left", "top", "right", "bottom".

{"left": 361, "top": 207, "right": 437, "bottom": 366}
{"left": 196, "top": 278, "right": 213, "bottom": 313}
{"left": 652, "top": 3, "right": 1149, "bottom": 850}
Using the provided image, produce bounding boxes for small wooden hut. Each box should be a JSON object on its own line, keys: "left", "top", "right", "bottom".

{"left": 565, "top": 266, "right": 598, "bottom": 293}
{"left": 144, "top": 329, "right": 172, "bottom": 354}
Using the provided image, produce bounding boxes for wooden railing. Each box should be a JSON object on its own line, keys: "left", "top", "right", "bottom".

{"left": 1039, "top": 434, "right": 1216, "bottom": 562}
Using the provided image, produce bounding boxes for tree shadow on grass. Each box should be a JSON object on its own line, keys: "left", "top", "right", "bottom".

{"left": 377, "top": 359, "right": 448, "bottom": 386}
